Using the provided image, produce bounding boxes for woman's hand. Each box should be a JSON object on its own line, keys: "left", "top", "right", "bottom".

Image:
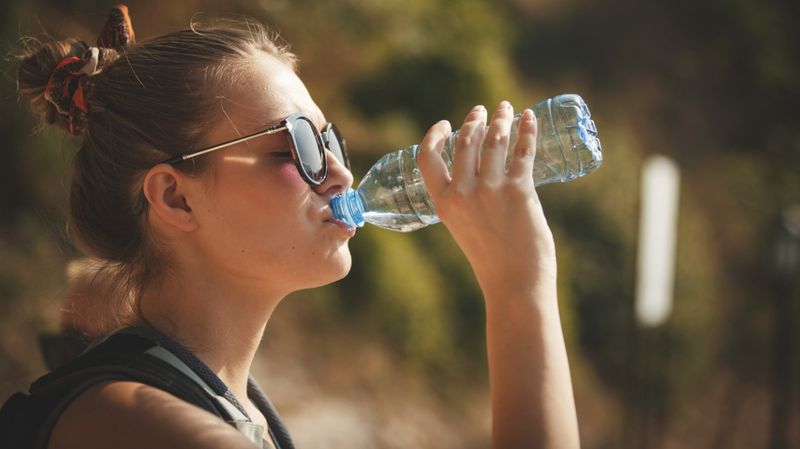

{"left": 417, "top": 101, "right": 556, "bottom": 298}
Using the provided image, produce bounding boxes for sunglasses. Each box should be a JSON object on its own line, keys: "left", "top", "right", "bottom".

{"left": 163, "top": 112, "right": 350, "bottom": 186}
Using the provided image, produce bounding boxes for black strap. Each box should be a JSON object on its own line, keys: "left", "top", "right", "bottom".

{"left": 248, "top": 377, "right": 295, "bottom": 449}
{"left": 23, "top": 327, "right": 294, "bottom": 449}
{"left": 115, "top": 326, "right": 254, "bottom": 420}
{"left": 115, "top": 326, "right": 295, "bottom": 449}
{"left": 25, "top": 332, "right": 233, "bottom": 449}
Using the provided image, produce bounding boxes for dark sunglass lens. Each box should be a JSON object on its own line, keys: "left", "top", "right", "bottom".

{"left": 326, "top": 126, "right": 349, "bottom": 169}
{"left": 292, "top": 119, "right": 325, "bottom": 182}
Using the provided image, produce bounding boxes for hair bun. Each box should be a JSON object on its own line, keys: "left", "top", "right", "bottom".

{"left": 17, "top": 39, "right": 91, "bottom": 135}
{"left": 16, "top": 5, "right": 137, "bottom": 136}
{"left": 42, "top": 50, "right": 99, "bottom": 135}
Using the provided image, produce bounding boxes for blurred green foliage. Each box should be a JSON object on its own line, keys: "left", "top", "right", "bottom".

{"left": 1, "top": 0, "right": 798, "bottom": 447}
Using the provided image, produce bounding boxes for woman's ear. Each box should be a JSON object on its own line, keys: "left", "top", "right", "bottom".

{"left": 142, "top": 164, "right": 200, "bottom": 232}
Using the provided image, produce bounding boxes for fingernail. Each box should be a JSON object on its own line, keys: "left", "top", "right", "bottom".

{"left": 522, "top": 108, "right": 535, "bottom": 121}
{"left": 472, "top": 105, "right": 485, "bottom": 113}
{"left": 500, "top": 100, "right": 511, "bottom": 110}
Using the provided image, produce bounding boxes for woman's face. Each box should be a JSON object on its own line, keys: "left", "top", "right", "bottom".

{"left": 186, "top": 52, "right": 355, "bottom": 295}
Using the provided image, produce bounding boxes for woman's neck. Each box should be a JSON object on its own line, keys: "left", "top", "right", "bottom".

{"left": 137, "top": 255, "right": 286, "bottom": 402}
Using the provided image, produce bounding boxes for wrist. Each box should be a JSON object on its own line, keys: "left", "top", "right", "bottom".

{"left": 478, "top": 269, "right": 557, "bottom": 307}
{"left": 473, "top": 258, "right": 557, "bottom": 296}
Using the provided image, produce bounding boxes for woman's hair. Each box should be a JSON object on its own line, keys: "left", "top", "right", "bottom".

{"left": 16, "top": 14, "right": 297, "bottom": 337}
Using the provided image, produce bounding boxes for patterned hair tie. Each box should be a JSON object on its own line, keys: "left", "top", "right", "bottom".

{"left": 43, "top": 5, "right": 136, "bottom": 135}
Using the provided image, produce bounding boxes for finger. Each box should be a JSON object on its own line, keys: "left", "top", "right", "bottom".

{"left": 452, "top": 105, "right": 486, "bottom": 183}
{"left": 508, "top": 108, "right": 537, "bottom": 181}
{"left": 479, "top": 101, "right": 514, "bottom": 184}
{"left": 417, "top": 120, "right": 453, "bottom": 202}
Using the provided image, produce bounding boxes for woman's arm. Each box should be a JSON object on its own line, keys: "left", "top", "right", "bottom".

{"left": 417, "top": 102, "right": 580, "bottom": 449}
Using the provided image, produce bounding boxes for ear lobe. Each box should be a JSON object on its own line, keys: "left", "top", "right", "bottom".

{"left": 142, "top": 165, "right": 199, "bottom": 232}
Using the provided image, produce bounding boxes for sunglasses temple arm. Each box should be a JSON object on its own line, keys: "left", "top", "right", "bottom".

{"left": 164, "top": 125, "right": 289, "bottom": 164}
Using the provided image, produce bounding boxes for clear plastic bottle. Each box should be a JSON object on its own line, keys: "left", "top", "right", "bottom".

{"left": 330, "top": 94, "right": 602, "bottom": 232}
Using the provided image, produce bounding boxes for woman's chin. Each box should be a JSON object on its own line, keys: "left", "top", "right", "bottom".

{"left": 306, "top": 248, "right": 352, "bottom": 288}
{"left": 328, "top": 250, "right": 353, "bottom": 281}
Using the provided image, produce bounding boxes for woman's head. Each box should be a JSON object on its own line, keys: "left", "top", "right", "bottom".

{"left": 16, "top": 8, "right": 353, "bottom": 335}
{"left": 143, "top": 49, "right": 355, "bottom": 296}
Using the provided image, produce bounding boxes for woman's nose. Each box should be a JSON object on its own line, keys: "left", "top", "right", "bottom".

{"left": 315, "top": 149, "right": 353, "bottom": 197}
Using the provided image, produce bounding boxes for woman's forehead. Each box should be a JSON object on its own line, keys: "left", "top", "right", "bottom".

{"left": 226, "top": 96, "right": 325, "bottom": 130}
{"left": 243, "top": 54, "right": 326, "bottom": 126}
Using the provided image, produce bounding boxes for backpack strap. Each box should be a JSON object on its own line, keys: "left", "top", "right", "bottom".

{"left": 248, "top": 377, "right": 295, "bottom": 449}
{"left": 115, "top": 327, "right": 254, "bottom": 419}
{"left": 24, "top": 331, "right": 236, "bottom": 449}
{"left": 0, "top": 335, "right": 229, "bottom": 449}
{"left": 116, "top": 326, "right": 294, "bottom": 449}
{"left": 9, "top": 327, "right": 294, "bottom": 449}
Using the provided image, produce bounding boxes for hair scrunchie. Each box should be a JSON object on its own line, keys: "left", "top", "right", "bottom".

{"left": 43, "top": 5, "right": 136, "bottom": 135}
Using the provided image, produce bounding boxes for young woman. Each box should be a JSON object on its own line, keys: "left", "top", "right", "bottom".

{"left": 12, "top": 6, "right": 579, "bottom": 449}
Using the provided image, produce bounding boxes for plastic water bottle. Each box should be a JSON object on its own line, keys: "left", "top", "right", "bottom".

{"left": 331, "top": 94, "right": 602, "bottom": 232}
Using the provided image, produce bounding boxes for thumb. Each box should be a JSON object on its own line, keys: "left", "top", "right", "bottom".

{"left": 417, "top": 120, "right": 452, "bottom": 205}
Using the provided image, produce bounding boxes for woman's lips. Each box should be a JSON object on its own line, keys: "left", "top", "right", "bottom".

{"left": 324, "top": 219, "right": 356, "bottom": 237}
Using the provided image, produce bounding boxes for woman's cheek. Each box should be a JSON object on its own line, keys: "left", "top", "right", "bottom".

{"left": 276, "top": 161, "right": 308, "bottom": 188}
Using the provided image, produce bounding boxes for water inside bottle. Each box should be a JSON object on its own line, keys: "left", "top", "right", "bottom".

{"left": 361, "top": 211, "right": 438, "bottom": 233}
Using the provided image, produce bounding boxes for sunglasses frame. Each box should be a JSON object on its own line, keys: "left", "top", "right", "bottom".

{"left": 161, "top": 112, "right": 349, "bottom": 186}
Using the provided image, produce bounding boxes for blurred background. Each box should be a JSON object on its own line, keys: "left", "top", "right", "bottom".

{"left": 1, "top": 0, "right": 798, "bottom": 448}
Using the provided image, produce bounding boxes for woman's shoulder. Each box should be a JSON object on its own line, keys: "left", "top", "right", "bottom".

{"left": 48, "top": 380, "right": 257, "bottom": 449}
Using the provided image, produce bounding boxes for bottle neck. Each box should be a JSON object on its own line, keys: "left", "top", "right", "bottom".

{"left": 330, "top": 188, "right": 365, "bottom": 228}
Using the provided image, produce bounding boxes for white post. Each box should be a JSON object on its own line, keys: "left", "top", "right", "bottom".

{"left": 635, "top": 154, "right": 681, "bottom": 328}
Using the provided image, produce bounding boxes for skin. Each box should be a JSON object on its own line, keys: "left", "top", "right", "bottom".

{"left": 48, "top": 52, "right": 579, "bottom": 449}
